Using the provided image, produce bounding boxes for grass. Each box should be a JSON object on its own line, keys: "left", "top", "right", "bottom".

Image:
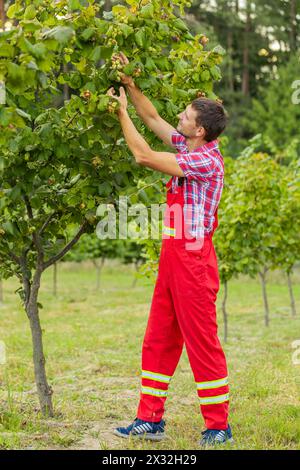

{"left": 0, "top": 260, "right": 299, "bottom": 450}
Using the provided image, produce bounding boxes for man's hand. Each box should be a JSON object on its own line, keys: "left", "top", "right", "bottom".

{"left": 107, "top": 86, "right": 128, "bottom": 115}
{"left": 114, "top": 52, "right": 135, "bottom": 87}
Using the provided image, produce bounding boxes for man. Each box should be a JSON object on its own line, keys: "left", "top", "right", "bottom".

{"left": 107, "top": 52, "right": 233, "bottom": 447}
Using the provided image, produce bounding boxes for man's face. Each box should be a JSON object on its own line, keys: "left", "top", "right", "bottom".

{"left": 177, "top": 104, "right": 202, "bottom": 138}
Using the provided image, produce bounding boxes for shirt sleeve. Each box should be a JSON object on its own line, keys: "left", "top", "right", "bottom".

{"left": 175, "top": 151, "right": 216, "bottom": 180}
{"left": 171, "top": 131, "right": 186, "bottom": 152}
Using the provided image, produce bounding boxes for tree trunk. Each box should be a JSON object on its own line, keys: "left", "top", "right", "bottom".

{"left": 290, "top": 0, "right": 297, "bottom": 52}
{"left": 53, "top": 262, "right": 57, "bottom": 297}
{"left": 222, "top": 281, "right": 228, "bottom": 343}
{"left": 287, "top": 270, "right": 296, "bottom": 317}
{"left": 0, "top": 0, "right": 6, "bottom": 29}
{"left": 227, "top": 30, "right": 234, "bottom": 92}
{"left": 259, "top": 268, "right": 269, "bottom": 327}
{"left": 25, "top": 269, "right": 54, "bottom": 416}
{"left": 63, "top": 64, "right": 70, "bottom": 102}
{"left": 242, "top": 1, "right": 251, "bottom": 96}
{"left": 131, "top": 261, "right": 139, "bottom": 289}
{"left": 93, "top": 257, "right": 105, "bottom": 290}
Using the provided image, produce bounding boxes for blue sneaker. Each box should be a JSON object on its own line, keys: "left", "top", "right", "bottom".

{"left": 113, "top": 418, "right": 166, "bottom": 441}
{"left": 199, "top": 424, "right": 234, "bottom": 447}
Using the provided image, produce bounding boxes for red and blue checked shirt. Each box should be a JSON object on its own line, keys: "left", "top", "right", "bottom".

{"left": 171, "top": 131, "right": 224, "bottom": 237}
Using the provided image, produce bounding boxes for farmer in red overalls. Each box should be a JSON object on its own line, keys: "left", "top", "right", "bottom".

{"left": 107, "top": 55, "right": 233, "bottom": 446}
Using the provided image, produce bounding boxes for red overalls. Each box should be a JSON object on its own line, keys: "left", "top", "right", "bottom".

{"left": 136, "top": 177, "right": 229, "bottom": 430}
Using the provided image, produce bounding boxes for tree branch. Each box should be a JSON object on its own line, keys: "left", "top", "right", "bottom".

{"left": 23, "top": 194, "right": 44, "bottom": 265}
{"left": 8, "top": 250, "right": 21, "bottom": 265}
{"left": 109, "top": 129, "right": 122, "bottom": 160}
{"left": 38, "top": 212, "right": 58, "bottom": 236}
{"left": 66, "top": 110, "right": 80, "bottom": 128}
{"left": 43, "top": 221, "right": 88, "bottom": 270}
{"left": 18, "top": 254, "right": 31, "bottom": 307}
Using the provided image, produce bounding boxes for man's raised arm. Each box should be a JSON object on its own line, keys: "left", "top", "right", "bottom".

{"left": 117, "top": 52, "right": 176, "bottom": 148}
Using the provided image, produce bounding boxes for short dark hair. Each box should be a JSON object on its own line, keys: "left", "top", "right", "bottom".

{"left": 191, "top": 98, "right": 228, "bottom": 142}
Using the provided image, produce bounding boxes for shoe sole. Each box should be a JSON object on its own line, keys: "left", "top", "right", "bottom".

{"left": 113, "top": 429, "right": 165, "bottom": 441}
{"left": 200, "top": 437, "right": 235, "bottom": 448}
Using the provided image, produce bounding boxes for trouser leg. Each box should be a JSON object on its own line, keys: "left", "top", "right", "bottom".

{"left": 137, "top": 244, "right": 184, "bottom": 422}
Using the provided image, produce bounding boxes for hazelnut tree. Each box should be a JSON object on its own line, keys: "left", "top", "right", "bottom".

{"left": 0, "top": 0, "right": 226, "bottom": 415}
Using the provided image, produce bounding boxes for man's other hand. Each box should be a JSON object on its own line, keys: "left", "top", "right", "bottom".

{"left": 116, "top": 52, "right": 135, "bottom": 87}
{"left": 107, "top": 86, "right": 128, "bottom": 115}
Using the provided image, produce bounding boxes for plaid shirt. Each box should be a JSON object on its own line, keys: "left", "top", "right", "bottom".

{"left": 171, "top": 131, "right": 224, "bottom": 237}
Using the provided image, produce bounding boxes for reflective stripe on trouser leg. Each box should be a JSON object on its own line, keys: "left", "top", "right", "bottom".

{"left": 199, "top": 393, "right": 229, "bottom": 405}
{"left": 162, "top": 226, "right": 176, "bottom": 237}
{"left": 137, "top": 247, "right": 184, "bottom": 422}
{"left": 142, "top": 370, "right": 172, "bottom": 384}
{"left": 196, "top": 376, "right": 228, "bottom": 390}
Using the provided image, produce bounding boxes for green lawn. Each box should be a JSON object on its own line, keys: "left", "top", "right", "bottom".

{"left": 0, "top": 261, "right": 299, "bottom": 450}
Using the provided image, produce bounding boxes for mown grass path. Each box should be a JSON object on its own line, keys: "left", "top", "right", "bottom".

{"left": 0, "top": 261, "right": 299, "bottom": 450}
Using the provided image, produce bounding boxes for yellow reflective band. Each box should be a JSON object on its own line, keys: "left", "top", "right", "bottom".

{"left": 141, "top": 386, "right": 168, "bottom": 398}
{"left": 196, "top": 377, "right": 228, "bottom": 390}
{"left": 142, "top": 370, "right": 172, "bottom": 384}
{"left": 163, "top": 226, "right": 176, "bottom": 237}
{"left": 199, "top": 393, "right": 229, "bottom": 405}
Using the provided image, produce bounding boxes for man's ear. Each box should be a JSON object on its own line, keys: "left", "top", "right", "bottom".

{"left": 196, "top": 126, "right": 206, "bottom": 139}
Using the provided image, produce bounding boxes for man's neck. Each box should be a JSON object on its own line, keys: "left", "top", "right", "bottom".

{"left": 186, "top": 137, "right": 208, "bottom": 152}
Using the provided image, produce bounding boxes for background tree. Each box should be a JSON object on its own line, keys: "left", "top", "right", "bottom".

{"left": 223, "top": 152, "right": 283, "bottom": 327}
{"left": 66, "top": 233, "right": 122, "bottom": 290}
{"left": 214, "top": 154, "right": 237, "bottom": 342}
{"left": 274, "top": 159, "right": 300, "bottom": 317}
{"left": 247, "top": 55, "right": 300, "bottom": 152}
{"left": 185, "top": 0, "right": 300, "bottom": 156}
{"left": 119, "top": 240, "right": 145, "bottom": 287}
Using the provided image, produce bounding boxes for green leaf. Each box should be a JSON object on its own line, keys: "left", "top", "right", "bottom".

{"left": 7, "top": 4, "right": 18, "bottom": 19}
{"left": 16, "top": 108, "right": 32, "bottom": 121}
{"left": 145, "top": 57, "right": 156, "bottom": 71}
{"left": 123, "top": 61, "right": 136, "bottom": 75}
{"left": 112, "top": 5, "right": 128, "bottom": 16}
{"left": 210, "top": 65, "right": 221, "bottom": 80}
{"left": 2, "top": 221, "right": 17, "bottom": 236}
{"left": 68, "top": 0, "right": 82, "bottom": 10}
{"left": 158, "top": 23, "right": 169, "bottom": 35}
{"left": 0, "top": 44, "right": 14, "bottom": 57}
{"left": 174, "top": 59, "right": 187, "bottom": 77}
{"left": 23, "top": 38, "right": 47, "bottom": 59}
{"left": 119, "top": 23, "right": 134, "bottom": 38}
{"left": 97, "top": 95, "right": 110, "bottom": 111}
{"left": 201, "top": 70, "right": 210, "bottom": 81}
{"left": 135, "top": 28, "right": 146, "bottom": 48}
{"left": 212, "top": 45, "right": 226, "bottom": 56}
{"left": 89, "top": 46, "right": 113, "bottom": 62}
{"left": 138, "top": 189, "right": 149, "bottom": 203}
{"left": 7, "top": 63, "right": 24, "bottom": 82}
{"left": 81, "top": 27, "right": 95, "bottom": 41}
{"left": 173, "top": 18, "right": 188, "bottom": 32}
{"left": 140, "top": 4, "right": 154, "bottom": 19}
{"left": 98, "top": 182, "right": 112, "bottom": 196}
{"left": 24, "top": 5, "right": 37, "bottom": 20}
{"left": 43, "top": 26, "right": 75, "bottom": 44}
{"left": 21, "top": 19, "right": 42, "bottom": 32}
{"left": 94, "top": 18, "right": 109, "bottom": 34}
